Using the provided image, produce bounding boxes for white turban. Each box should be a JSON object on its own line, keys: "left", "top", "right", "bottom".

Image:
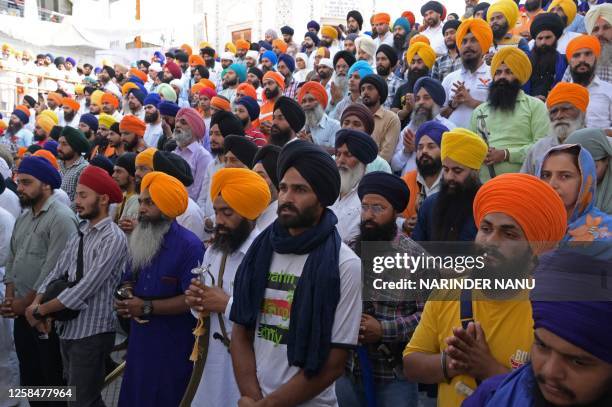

{"left": 585, "top": 4, "right": 612, "bottom": 35}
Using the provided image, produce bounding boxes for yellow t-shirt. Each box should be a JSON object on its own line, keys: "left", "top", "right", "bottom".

{"left": 403, "top": 295, "right": 533, "bottom": 407}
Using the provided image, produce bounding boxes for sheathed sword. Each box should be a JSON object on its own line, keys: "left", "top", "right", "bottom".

{"left": 476, "top": 113, "right": 496, "bottom": 179}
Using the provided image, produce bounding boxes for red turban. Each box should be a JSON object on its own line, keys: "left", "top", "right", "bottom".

{"left": 78, "top": 165, "right": 123, "bottom": 204}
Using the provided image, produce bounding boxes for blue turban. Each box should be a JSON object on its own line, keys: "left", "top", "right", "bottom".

{"left": 158, "top": 101, "right": 180, "bottom": 117}
{"left": 235, "top": 96, "right": 260, "bottom": 121}
{"left": 11, "top": 109, "right": 28, "bottom": 124}
{"left": 17, "top": 156, "right": 61, "bottom": 189}
{"left": 45, "top": 53, "right": 54, "bottom": 61}
{"left": 261, "top": 50, "right": 278, "bottom": 66}
{"left": 358, "top": 171, "right": 410, "bottom": 212}
{"left": 414, "top": 77, "right": 446, "bottom": 107}
{"left": 415, "top": 120, "right": 449, "bottom": 148}
{"left": 258, "top": 40, "right": 272, "bottom": 51}
{"left": 278, "top": 53, "right": 295, "bottom": 72}
{"left": 347, "top": 60, "right": 374, "bottom": 80}
{"left": 43, "top": 140, "right": 58, "bottom": 156}
{"left": 128, "top": 89, "right": 146, "bottom": 105}
{"left": 228, "top": 63, "right": 247, "bottom": 83}
{"left": 304, "top": 32, "right": 320, "bottom": 47}
{"left": 393, "top": 17, "right": 411, "bottom": 33}
{"left": 143, "top": 92, "right": 161, "bottom": 108}
{"left": 65, "top": 57, "right": 76, "bottom": 66}
{"left": 79, "top": 113, "right": 99, "bottom": 133}
{"left": 154, "top": 51, "right": 166, "bottom": 64}
{"left": 334, "top": 129, "right": 378, "bottom": 165}
{"left": 307, "top": 20, "right": 320, "bottom": 32}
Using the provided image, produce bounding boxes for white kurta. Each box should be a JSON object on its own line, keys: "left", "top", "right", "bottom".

{"left": 177, "top": 198, "right": 205, "bottom": 241}
{"left": 256, "top": 200, "right": 278, "bottom": 231}
{"left": 329, "top": 186, "right": 361, "bottom": 246}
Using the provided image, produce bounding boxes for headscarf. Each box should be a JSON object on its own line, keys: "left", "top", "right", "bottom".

{"left": 143, "top": 93, "right": 161, "bottom": 108}
{"left": 101, "top": 93, "right": 119, "bottom": 109}
{"left": 274, "top": 96, "right": 305, "bottom": 133}
{"left": 405, "top": 42, "right": 436, "bottom": 70}
{"left": 211, "top": 96, "right": 231, "bottom": 112}
{"left": 584, "top": 3, "right": 612, "bottom": 35}
{"left": 565, "top": 35, "right": 601, "bottom": 61}
{"left": 358, "top": 172, "right": 410, "bottom": 212}
{"left": 253, "top": 144, "right": 282, "bottom": 189}
{"left": 297, "top": 81, "right": 328, "bottom": 109}
{"left": 441, "top": 128, "right": 487, "bottom": 170}
{"left": 210, "top": 168, "right": 271, "bottom": 220}
{"left": 334, "top": 129, "right": 378, "bottom": 165}
{"left": 176, "top": 107, "right": 205, "bottom": 141}
{"left": 307, "top": 20, "right": 320, "bottom": 32}
{"left": 546, "top": 82, "right": 590, "bottom": 113}
{"left": 548, "top": 0, "right": 577, "bottom": 26}
{"left": 487, "top": 0, "right": 520, "bottom": 29}
{"left": 490, "top": 47, "right": 532, "bottom": 85}
{"left": 140, "top": 171, "right": 188, "bottom": 218}
{"left": 340, "top": 103, "right": 374, "bottom": 135}
{"left": 115, "top": 152, "right": 137, "bottom": 177}
{"left": 456, "top": 18, "right": 494, "bottom": 53}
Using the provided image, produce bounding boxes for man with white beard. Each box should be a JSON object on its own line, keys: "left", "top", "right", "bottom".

{"left": 329, "top": 51, "right": 356, "bottom": 114}
{"left": 330, "top": 129, "right": 379, "bottom": 245}
{"left": 392, "top": 77, "right": 456, "bottom": 176}
{"left": 116, "top": 171, "right": 204, "bottom": 407}
{"left": 521, "top": 82, "right": 589, "bottom": 174}
{"left": 583, "top": 4, "right": 612, "bottom": 83}
{"left": 297, "top": 81, "right": 341, "bottom": 154}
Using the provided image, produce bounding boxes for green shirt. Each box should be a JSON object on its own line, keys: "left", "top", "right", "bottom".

{"left": 4, "top": 195, "right": 78, "bottom": 298}
{"left": 470, "top": 91, "right": 550, "bottom": 181}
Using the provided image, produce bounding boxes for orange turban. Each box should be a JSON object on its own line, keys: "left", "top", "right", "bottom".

{"left": 121, "top": 82, "right": 140, "bottom": 96}
{"left": 546, "top": 82, "right": 590, "bottom": 113}
{"left": 136, "top": 147, "right": 157, "bottom": 169}
{"left": 141, "top": 171, "right": 188, "bottom": 218}
{"left": 101, "top": 93, "right": 119, "bottom": 109}
{"left": 237, "top": 83, "right": 257, "bottom": 100}
{"left": 15, "top": 105, "right": 30, "bottom": 117}
{"left": 210, "top": 168, "right": 271, "bottom": 220}
{"left": 372, "top": 13, "right": 391, "bottom": 25}
{"left": 263, "top": 71, "right": 286, "bottom": 91}
{"left": 211, "top": 96, "right": 231, "bottom": 112}
{"left": 61, "top": 97, "right": 80, "bottom": 112}
{"left": 33, "top": 150, "right": 58, "bottom": 169}
{"left": 565, "top": 34, "right": 601, "bottom": 61}
{"left": 409, "top": 34, "right": 430, "bottom": 46}
{"left": 199, "top": 78, "right": 216, "bottom": 90}
{"left": 119, "top": 115, "right": 146, "bottom": 137}
{"left": 17, "top": 147, "right": 27, "bottom": 158}
{"left": 189, "top": 55, "right": 205, "bottom": 67}
{"left": 405, "top": 42, "right": 437, "bottom": 69}
{"left": 273, "top": 39, "right": 288, "bottom": 53}
{"left": 402, "top": 11, "right": 416, "bottom": 26}
{"left": 321, "top": 25, "right": 339, "bottom": 40}
{"left": 236, "top": 39, "right": 250, "bottom": 50}
{"left": 191, "top": 83, "right": 206, "bottom": 95}
{"left": 90, "top": 90, "right": 105, "bottom": 107}
{"left": 456, "top": 18, "right": 494, "bottom": 53}
{"left": 180, "top": 43, "right": 193, "bottom": 56}
{"left": 129, "top": 67, "right": 148, "bottom": 83}
{"left": 47, "top": 92, "right": 62, "bottom": 106}
{"left": 473, "top": 173, "right": 567, "bottom": 253}
{"left": 297, "top": 81, "right": 329, "bottom": 109}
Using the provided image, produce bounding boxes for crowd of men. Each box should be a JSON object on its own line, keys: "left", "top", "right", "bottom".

{"left": 0, "top": 0, "right": 611, "bottom": 406}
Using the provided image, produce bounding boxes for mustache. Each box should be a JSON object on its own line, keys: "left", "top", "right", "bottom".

{"left": 535, "top": 374, "right": 576, "bottom": 400}
{"left": 278, "top": 202, "right": 299, "bottom": 214}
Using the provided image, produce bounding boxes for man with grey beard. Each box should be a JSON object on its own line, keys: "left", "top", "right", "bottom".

{"left": 116, "top": 171, "right": 204, "bottom": 407}
{"left": 329, "top": 51, "right": 356, "bottom": 113}
{"left": 330, "top": 129, "right": 379, "bottom": 245}
{"left": 521, "top": 82, "right": 588, "bottom": 174}
{"left": 297, "top": 81, "right": 341, "bottom": 154}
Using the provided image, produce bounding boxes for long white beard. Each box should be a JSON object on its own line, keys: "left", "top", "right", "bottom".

{"left": 550, "top": 115, "right": 584, "bottom": 143}
{"left": 304, "top": 104, "right": 325, "bottom": 129}
{"left": 339, "top": 162, "right": 366, "bottom": 197}
{"left": 333, "top": 74, "right": 349, "bottom": 95}
{"left": 174, "top": 127, "right": 193, "bottom": 148}
{"left": 129, "top": 218, "right": 172, "bottom": 271}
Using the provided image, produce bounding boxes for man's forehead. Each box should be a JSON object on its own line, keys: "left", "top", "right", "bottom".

{"left": 482, "top": 212, "right": 522, "bottom": 230}
{"left": 280, "top": 167, "right": 309, "bottom": 186}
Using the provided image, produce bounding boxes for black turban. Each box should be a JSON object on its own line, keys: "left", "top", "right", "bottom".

{"left": 253, "top": 144, "right": 281, "bottom": 188}
{"left": 0, "top": 177, "right": 5, "bottom": 195}
{"left": 174, "top": 51, "right": 188, "bottom": 63}
{"left": 89, "top": 155, "right": 114, "bottom": 177}
{"left": 376, "top": 44, "right": 398, "bottom": 68}
{"left": 443, "top": 19, "right": 461, "bottom": 35}
{"left": 200, "top": 47, "right": 216, "bottom": 57}
{"left": 347, "top": 10, "right": 363, "bottom": 30}
{"left": 358, "top": 172, "right": 410, "bottom": 212}
{"left": 27, "top": 145, "right": 42, "bottom": 154}
{"left": 223, "top": 135, "right": 258, "bottom": 168}
{"left": 360, "top": 74, "right": 388, "bottom": 105}
{"left": 530, "top": 13, "right": 565, "bottom": 41}
{"left": 274, "top": 96, "right": 306, "bottom": 133}
{"left": 421, "top": 1, "right": 444, "bottom": 17}
{"left": 102, "top": 65, "right": 116, "bottom": 79}
{"left": 153, "top": 150, "right": 194, "bottom": 186}
{"left": 277, "top": 140, "right": 340, "bottom": 207}
{"left": 210, "top": 111, "right": 245, "bottom": 137}
{"left": 334, "top": 129, "right": 378, "bottom": 164}
{"left": 248, "top": 67, "right": 264, "bottom": 82}
{"left": 281, "top": 25, "right": 294, "bottom": 36}
{"left": 115, "top": 152, "right": 136, "bottom": 177}
{"left": 474, "top": 2, "right": 490, "bottom": 18}
{"left": 49, "top": 125, "right": 63, "bottom": 141}
{"left": 333, "top": 51, "right": 357, "bottom": 69}
{"left": 304, "top": 32, "right": 320, "bottom": 47}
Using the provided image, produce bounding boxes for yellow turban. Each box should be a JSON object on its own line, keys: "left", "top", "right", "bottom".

{"left": 98, "top": 113, "right": 117, "bottom": 129}
{"left": 225, "top": 42, "right": 237, "bottom": 54}
{"left": 121, "top": 82, "right": 140, "bottom": 96}
{"left": 321, "top": 25, "right": 339, "bottom": 40}
{"left": 90, "top": 90, "right": 105, "bottom": 107}
{"left": 199, "top": 41, "right": 210, "bottom": 49}
{"left": 74, "top": 84, "right": 85, "bottom": 95}
{"left": 487, "top": 0, "right": 520, "bottom": 29}
{"left": 441, "top": 128, "right": 488, "bottom": 170}
{"left": 136, "top": 147, "right": 157, "bottom": 169}
{"left": 36, "top": 115, "right": 55, "bottom": 134}
{"left": 141, "top": 171, "right": 188, "bottom": 218}
{"left": 405, "top": 42, "right": 437, "bottom": 69}
{"left": 210, "top": 168, "right": 271, "bottom": 220}
{"left": 456, "top": 18, "right": 494, "bottom": 53}
{"left": 491, "top": 47, "right": 532, "bottom": 85}
{"left": 548, "top": 0, "right": 577, "bottom": 26}
{"left": 39, "top": 109, "right": 59, "bottom": 125}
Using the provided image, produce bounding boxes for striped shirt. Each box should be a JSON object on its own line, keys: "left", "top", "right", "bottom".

{"left": 38, "top": 217, "right": 127, "bottom": 340}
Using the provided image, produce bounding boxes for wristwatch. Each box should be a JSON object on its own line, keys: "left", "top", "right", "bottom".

{"left": 141, "top": 300, "right": 153, "bottom": 318}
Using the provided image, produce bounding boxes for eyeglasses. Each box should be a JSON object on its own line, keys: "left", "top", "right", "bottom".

{"left": 361, "top": 204, "right": 386, "bottom": 215}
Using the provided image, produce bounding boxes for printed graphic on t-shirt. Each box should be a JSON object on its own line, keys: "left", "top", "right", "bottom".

{"left": 257, "top": 269, "right": 299, "bottom": 347}
{"left": 510, "top": 349, "right": 530, "bottom": 369}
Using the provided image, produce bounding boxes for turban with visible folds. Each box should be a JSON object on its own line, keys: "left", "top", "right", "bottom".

{"left": 416, "top": 121, "right": 448, "bottom": 148}
{"left": 253, "top": 145, "right": 281, "bottom": 189}
{"left": 141, "top": 171, "right": 188, "bottom": 218}
{"left": 136, "top": 147, "right": 157, "bottom": 169}
{"left": 421, "top": 1, "right": 443, "bottom": 17}
{"left": 566, "top": 35, "right": 601, "bottom": 61}
{"left": 546, "top": 82, "right": 590, "bottom": 113}
{"left": 18, "top": 156, "right": 61, "bottom": 189}
{"left": 405, "top": 42, "right": 436, "bottom": 69}
{"left": 223, "top": 135, "right": 258, "bottom": 168}
{"left": 176, "top": 107, "right": 205, "bottom": 140}
{"left": 548, "top": 0, "right": 577, "bottom": 26}
{"left": 491, "top": 47, "right": 532, "bottom": 85}
{"left": 274, "top": 96, "right": 305, "bottom": 133}
{"left": 210, "top": 168, "right": 271, "bottom": 220}
{"left": 487, "top": 0, "right": 519, "bottom": 29}
{"left": 376, "top": 44, "right": 398, "bottom": 68}
{"left": 263, "top": 71, "right": 285, "bottom": 90}
{"left": 61, "top": 97, "right": 80, "bottom": 112}
{"left": 61, "top": 127, "right": 90, "bottom": 156}
{"left": 272, "top": 39, "right": 288, "bottom": 54}
{"left": 335, "top": 129, "right": 378, "bottom": 165}
{"left": 79, "top": 165, "right": 123, "bottom": 203}
{"left": 297, "top": 81, "right": 329, "bottom": 109}
{"left": 585, "top": 3, "right": 612, "bottom": 35}
{"left": 340, "top": 103, "right": 375, "bottom": 135}
{"left": 36, "top": 115, "right": 55, "bottom": 135}
{"left": 236, "top": 83, "right": 257, "bottom": 100}
{"left": 530, "top": 12, "right": 565, "bottom": 40}
{"left": 372, "top": 13, "right": 391, "bottom": 25}
{"left": 119, "top": 115, "right": 146, "bottom": 137}
{"left": 358, "top": 172, "right": 410, "bottom": 212}
{"left": 321, "top": 25, "right": 338, "bottom": 40}
{"left": 414, "top": 77, "right": 446, "bottom": 107}
{"left": 441, "top": 128, "right": 487, "bottom": 170}
{"left": 101, "top": 93, "right": 119, "bottom": 109}
{"left": 347, "top": 60, "right": 374, "bottom": 80}
{"left": 153, "top": 150, "right": 193, "bottom": 186}
{"left": 456, "top": 18, "right": 493, "bottom": 53}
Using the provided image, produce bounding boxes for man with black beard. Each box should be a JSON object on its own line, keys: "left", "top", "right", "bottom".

{"left": 583, "top": 4, "right": 612, "bottom": 83}
{"left": 142, "top": 93, "right": 163, "bottom": 148}
{"left": 4, "top": 109, "right": 33, "bottom": 149}
{"left": 412, "top": 128, "right": 487, "bottom": 242}
{"left": 525, "top": 13, "right": 567, "bottom": 100}
{"left": 185, "top": 168, "right": 270, "bottom": 407}
{"left": 346, "top": 10, "right": 363, "bottom": 35}
{"left": 470, "top": 47, "right": 550, "bottom": 180}
{"left": 486, "top": 0, "right": 530, "bottom": 59}
{"left": 60, "top": 96, "right": 81, "bottom": 128}
{"left": 258, "top": 72, "right": 285, "bottom": 137}
{"left": 432, "top": 20, "right": 462, "bottom": 82}
{"left": 269, "top": 96, "right": 305, "bottom": 147}
{"left": 376, "top": 45, "right": 404, "bottom": 109}
{"left": 391, "top": 17, "right": 411, "bottom": 74}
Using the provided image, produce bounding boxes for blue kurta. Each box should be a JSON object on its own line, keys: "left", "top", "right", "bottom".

{"left": 411, "top": 193, "right": 477, "bottom": 242}
{"left": 119, "top": 221, "right": 205, "bottom": 407}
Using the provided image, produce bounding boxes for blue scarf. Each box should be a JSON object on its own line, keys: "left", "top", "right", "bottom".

{"left": 230, "top": 209, "right": 342, "bottom": 377}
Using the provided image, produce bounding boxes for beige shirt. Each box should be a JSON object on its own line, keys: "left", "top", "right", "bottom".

{"left": 371, "top": 107, "right": 401, "bottom": 163}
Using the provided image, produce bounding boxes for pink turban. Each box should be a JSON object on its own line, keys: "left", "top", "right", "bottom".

{"left": 176, "top": 107, "right": 205, "bottom": 141}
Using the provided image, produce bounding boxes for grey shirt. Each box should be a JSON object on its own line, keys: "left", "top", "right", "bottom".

{"left": 4, "top": 195, "right": 78, "bottom": 298}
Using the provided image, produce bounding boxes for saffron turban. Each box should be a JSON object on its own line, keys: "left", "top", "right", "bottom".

{"left": 176, "top": 107, "right": 205, "bottom": 140}
{"left": 372, "top": 13, "right": 391, "bottom": 25}
{"left": 78, "top": 165, "right": 123, "bottom": 204}
{"left": 211, "top": 96, "right": 231, "bottom": 112}
{"left": 33, "top": 150, "right": 58, "bottom": 169}
{"left": 405, "top": 42, "right": 436, "bottom": 69}
{"left": 136, "top": 147, "right": 157, "bottom": 169}
{"left": 456, "top": 18, "right": 494, "bottom": 53}
{"left": 18, "top": 156, "right": 61, "bottom": 189}
{"left": 440, "top": 128, "right": 487, "bottom": 170}
{"left": 98, "top": 114, "right": 117, "bottom": 130}
{"left": 297, "top": 81, "right": 328, "bottom": 109}
{"left": 358, "top": 172, "right": 410, "bottom": 212}
{"left": 473, "top": 173, "right": 568, "bottom": 252}
{"left": 487, "top": 0, "right": 520, "bottom": 29}
{"left": 36, "top": 115, "right": 55, "bottom": 135}
{"left": 189, "top": 55, "right": 205, "bottom": 67}
{"left": 566, "top": 35, "right": 601, "bottom": 61}
{"left": 180, "top": 43, "right": 193, "bottom": 56}
{"left": 129, "top": 67, "right": 148, "bottom": 83}
{"left": 101, "top": 93, "right": 119, "bottom": 109}
{"left": 141, "top": 171, "right": 188, "bottom": 218}
{"left": 191, "top": 83, "right": 205, "bottom": 95}
{"left": 210, "top": 168, "right": 271, "bottom": 220}
{"left": 409, "top": 34, "right": 430, "bottom": 46}
{"left": 334, "top": 129, "right": 378, "bottom": 165}
{"left": 546, "top": 82, "right": 590, "bottom": 113}
{"left": 236, "top": 39, "right": 250, "bottom": 50}
{"left": 47, "top": 92, "right": 62, "bottom": 106}
{"left": 491, "top": 47, "right": 532, "bottom": 85}
{"left": 272, "top": 39, "right": 288, "bottom": 53}
{"left": 61, "top": 97, "right": 80, "bottom": 112}
{"left": 121, "top": 82, "right": 140, "bottom": 96}
{"left": 199, "top": 78, "right": 216, "bottom": 90}
{"left": 585, "top": 3, "right": 612, "bottom": 35}
{"left": 548, "top": 0, "right": 577, "bottom": 26}
{"left": 119, "top": 115, "right": 146, "bottom": 138}
{"left": 236, "top": 83, "right": 257, "bottom": 100}
{"left": 263, "top": 71, "right": 285, "bottom": 90}
{"left": 321, "top": 25, "right": 339, "bottom": 40}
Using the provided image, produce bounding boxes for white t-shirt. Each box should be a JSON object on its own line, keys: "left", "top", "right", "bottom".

{"left": 144, "top": 121, "right": 163, "bottom": 148}
{"left": 329, "top": 187, "right": 361, "bottom": 246}
{"left": 254, "top": 243, "right": 362, "bottom": 406}
{"left": 177, "top": 198, "right": 205, "bottom": 241}
{"left": 442, "top": 63, "right": 492, "bottom": 129}
{"left": 422, "top": 24, "right": 446, "bottom": 56}
{"left": 256, "top": 200, "right": 278, "bottom": 231}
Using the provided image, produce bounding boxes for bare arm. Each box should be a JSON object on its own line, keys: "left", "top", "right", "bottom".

{"left": 403, "top": 352, "right": 448, "bottom": 384}
{"left": 231, "top": 323, "right": 264, "bottom": 400}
